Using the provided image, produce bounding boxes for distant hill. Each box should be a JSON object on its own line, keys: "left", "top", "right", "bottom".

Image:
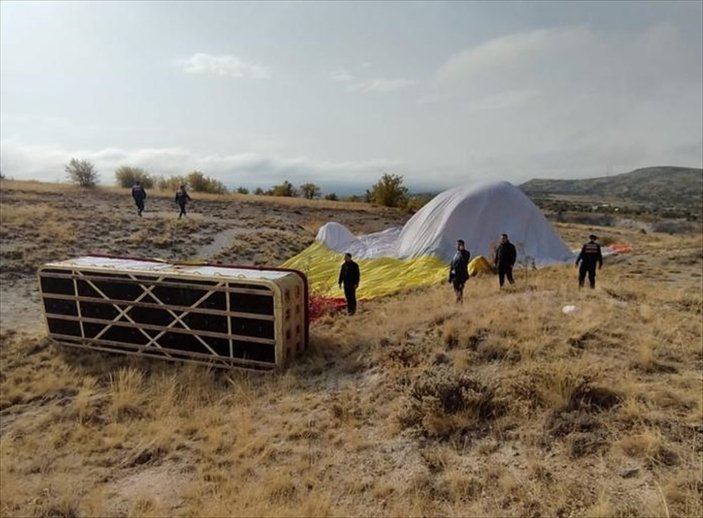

{"left": 521, "top": 166, "right": 703, "bottom": 215}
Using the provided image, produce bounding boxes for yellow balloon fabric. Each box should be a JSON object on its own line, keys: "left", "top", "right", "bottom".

{"left": 282, "top": 242, "right": 447, "bottom": 299}
{"left": 468, "top": 255, "right": 494, "bottom": 276}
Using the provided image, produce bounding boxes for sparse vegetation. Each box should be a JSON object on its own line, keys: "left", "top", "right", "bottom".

{"left": 186, "top": 171, "right": 228, "bottom": 194}
{"left": 156, "top": 175, "right": 188, "bottom": 192}
{"left": 65, "top": 158, "right": 99, "bottom": 188}
{"left": 523, "top": 166, "right": 703, "bottom": 222}
{"left": 366, "top": 173, "right": 409, "bottom": 208}
{"left": 270, "top": 180, "right": 297, "bottom": 197}
{"left": 115, "top": 166, "right": 154, "bottom": 188}
{"left": 299, "top": 183, "right": 321, "bottom": 200}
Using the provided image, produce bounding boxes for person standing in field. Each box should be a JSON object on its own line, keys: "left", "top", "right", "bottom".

{"left": 448, "top": 239, "right": 471, "bottom": 303}
{"left": 494, "top": 233, "right": 517, "bottom": 288}
{"left": 575, "top": 234, "right": 603, "bottom": 288}
{"left": 175, "top": 185, "right": 192, "bottom": 219}
{"left": 338, "top": 252, "right": 360, "bottom": 315}
{"left": 131, "top": 181, "right": 147, "bottom": 217}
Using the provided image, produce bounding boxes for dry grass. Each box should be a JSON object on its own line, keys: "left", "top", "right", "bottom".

{"left": 0, "top": 180, "right": 403, "bottom": 275}
{"left": 0, "top": 178, "right": 385, "bottom": 212}
{"left": 1, "top": 180, "right": 702, "bottom": 517}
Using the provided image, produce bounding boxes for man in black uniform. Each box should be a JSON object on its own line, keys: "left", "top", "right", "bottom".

{"left": 338, "top": 253, "right": 360, "bottom": 315}
{"left": 494, "top": 233, "right": 517, "bottom": 288}
{"left": 448, "top": 239, "right": 471, "bottom": 303}
{"left": 131, "top": 181, "right": 147, "bottom": 217}
{"left": 175, "top": 185, "right": 192, "bottom": 219}
{"left": 575, "top": 234, "right": 603, "bottom": 288}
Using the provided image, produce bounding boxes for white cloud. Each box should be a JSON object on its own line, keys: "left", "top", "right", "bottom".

{"left": 330, "top": 68, "right": 354, "bottom": 82}
{"left": 330, "top": 67, "right": 416, "bottom": 93}
{"left": 347, "top": 78, "right": 416, "bottom": 93}
{"left": 0, "top": 139, "right": 399, "bottom": 191}
{"left": 178, "top": 53, "right": 271, "bottom": 79}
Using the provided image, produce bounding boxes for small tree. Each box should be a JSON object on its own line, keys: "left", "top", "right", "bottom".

{"left": 299, "top": 183, "right": 320, "bottom": 200}
{"left": 65, "top": 158, "right": 99, "bottom": 187}
{"left": 324, "top": 192, "right": 339, "bottom": 201}
{"left": 115, "top": 166, "right": 154, "bottom": 188}
{"left": 367, "top": 173, "right": 409, "bottom": 208}
{"left": 254, "top": 187, "right": 265, "bottom": 195}
{"left": 236, "top": 187, "right": 250, "bottom": 195}
{"left": 271, "top": 180, "right": 297, "bottom": 197}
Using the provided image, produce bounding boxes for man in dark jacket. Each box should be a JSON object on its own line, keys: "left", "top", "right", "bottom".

{"left": 131, "top": 181, "right": 147, "bottom": 217}
{"left": 175, "top": 185, "right": 192, "bottom": 219}
{"left": 448, "top": 239, "right": 471, "bottom": 303}
{"left": 576, "top": 234, "right": 603, "bottom": 288}
{"left": 338, "top": 253, "right": 360, "bottom": 315}
{"left": 494, "top": 233, "right": 517, "bottom": 287}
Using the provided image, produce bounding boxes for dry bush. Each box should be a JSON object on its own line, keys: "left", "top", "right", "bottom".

{"left": 618, "top": 429, "right": 680, "bottom": 467}
{"left": 399, "top": 367, "right": 505, "bottom": 438}
{"left": 109, "top": 368, "right": 145, "bottom": 421}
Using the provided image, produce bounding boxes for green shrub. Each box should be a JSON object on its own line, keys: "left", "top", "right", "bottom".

{"left": 115, "top": 166, "right": 154, "bottom": 188}
{"left": 270, "top": 180, "right": 297, "bottom": 197}
{"left": 299, "top": 183, "right": 320, "bottom": 199}
{"left": 367, "top": 173, "right": 409, "bottom": 208}
{"left": 156, "top": 175, "right": 187, "bottom": 191}
{"left": 185, "top": 171, "right": 227, "bottom": 194}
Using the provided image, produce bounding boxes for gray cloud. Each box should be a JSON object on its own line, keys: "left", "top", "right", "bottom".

{"left": 423, "top": 23, "right": 703, "bottom": 181}
{"left": 437, "top": 24, "right": 701, "bottom": 95}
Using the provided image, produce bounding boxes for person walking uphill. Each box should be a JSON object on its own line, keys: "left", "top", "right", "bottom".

{"left": 175, "top": 185, "right": 192, "bottom": 219}
{"left": 338, "top": 253, "right": 360, "bottom": 315}
{"left": 494, "top": 233, "right": 517, "bottom": 288}
{"left": 576, "top": 234, "right": 603, "bottom": 288}
{"left": 131, "top": 181, "right": 147, "bottom": 217}
{"left": 448, "top": 239, "right": 470, "bottom": 303}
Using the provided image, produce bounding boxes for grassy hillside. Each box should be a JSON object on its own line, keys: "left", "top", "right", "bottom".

{"left": 0, "top": 180, "right": 702, "bottom": 517}
{"left": 521, "top": 167, "right": 703, "bottom": 216}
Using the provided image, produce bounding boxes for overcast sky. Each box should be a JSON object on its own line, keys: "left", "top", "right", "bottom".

{"left": 1, "top": 1, "right": 701, "bottom": 193}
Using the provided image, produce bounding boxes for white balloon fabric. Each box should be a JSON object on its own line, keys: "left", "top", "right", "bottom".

{"left": 315, "top": 222, "right": 358, "bottom": 251}
{"left": 316, "top": 181, "right": 574, "bottom": 265}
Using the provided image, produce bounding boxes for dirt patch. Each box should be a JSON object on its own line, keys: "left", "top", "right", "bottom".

{"left": 105, "top": 462, "right": 195, "bottom": 515}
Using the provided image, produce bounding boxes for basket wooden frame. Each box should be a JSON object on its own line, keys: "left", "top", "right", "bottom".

{"left": 38, "top": 256, "right": 308, "bottom": 370}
